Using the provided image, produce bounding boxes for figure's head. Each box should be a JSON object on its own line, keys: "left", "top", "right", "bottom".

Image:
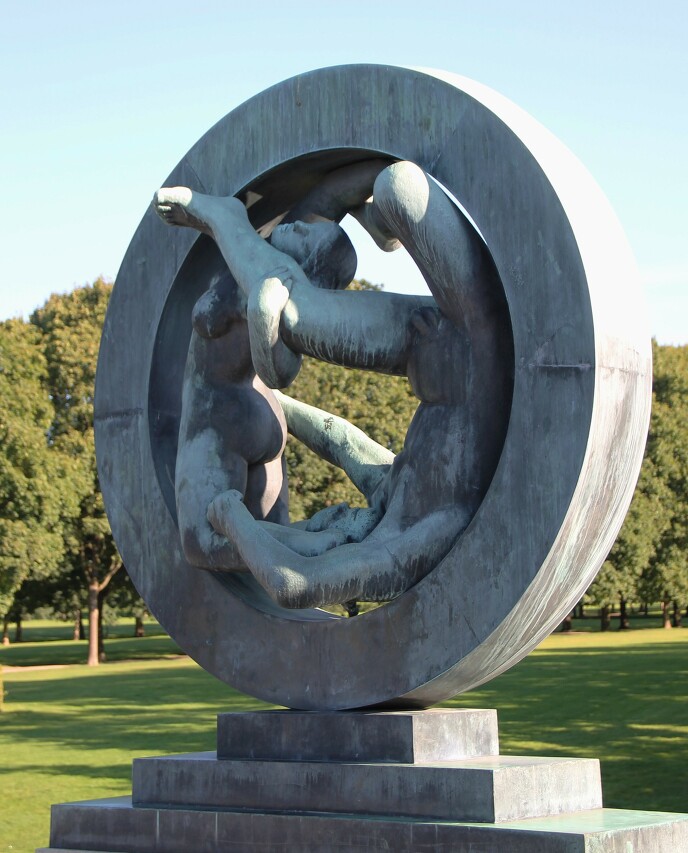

{"left": 270, "top": 220, "right": 357, "bottom": 290}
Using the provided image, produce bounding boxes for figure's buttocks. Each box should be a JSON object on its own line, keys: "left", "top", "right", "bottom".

{"left": 205, "top": 377, "right": 288, "bottom": 467}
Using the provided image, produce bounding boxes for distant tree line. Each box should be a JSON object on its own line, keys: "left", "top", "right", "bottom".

{"left": 0, "top": 281, "right": 686, "bottom": 663}
{"left": 583, "top": 342, "right": 688, "bottom": 629}
{"left": 0, "top": 281, "right": 130, "bottom": 665}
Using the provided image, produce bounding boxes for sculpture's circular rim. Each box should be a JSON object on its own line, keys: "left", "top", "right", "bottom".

{"left": 95, "top": 64, "right": 650, "bottom": 710}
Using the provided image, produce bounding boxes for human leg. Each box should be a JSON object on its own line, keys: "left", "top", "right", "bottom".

{"left": 207, "top": 489, "right": 465, "bottom": 608}
{"left": 175, "top": 450, "right": 249, "bottom": 572}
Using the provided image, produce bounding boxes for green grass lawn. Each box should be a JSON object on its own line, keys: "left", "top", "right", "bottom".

{"left": 1, "top": 625, "right": 687, "bottom": 852}
{"left": 0, "top": 618, "right": 182, "bottom": 667}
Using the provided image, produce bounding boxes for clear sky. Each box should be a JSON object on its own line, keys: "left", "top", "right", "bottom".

{"left": 1, "top": 0, "right": 686, "bottom": 343}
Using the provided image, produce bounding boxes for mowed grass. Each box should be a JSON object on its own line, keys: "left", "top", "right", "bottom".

{"left": 445, "top": 629, "right": 688, "bottom": 813}
{"left": 0, "top": 618, "right": 182, "bottom": 668}
{"left": 1, "top": 626, "right": 687, "bottom": 852}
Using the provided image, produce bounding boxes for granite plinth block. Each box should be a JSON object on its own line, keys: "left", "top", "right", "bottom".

{"left": 41, "top": 709, "right": 688, "bottom": 851}
{"left": 132, "top": 750, "right": 602, "bottom": 823}
{"left": 43, "top": 798, "right": 688, "bottom": 853}
{"left": 216, "top": 708, "right": 499, "bottom": 762}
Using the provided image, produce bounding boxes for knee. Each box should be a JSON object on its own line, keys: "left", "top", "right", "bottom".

{"left": 373, "top": 161, "right": 430, "bottom": 227}
{"left": 271, "top": 570, "right": 317, "bottom": 610}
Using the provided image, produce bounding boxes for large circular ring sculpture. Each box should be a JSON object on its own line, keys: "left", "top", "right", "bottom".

{"left": 95, "top": 65, "right": 651, "bottom": 710}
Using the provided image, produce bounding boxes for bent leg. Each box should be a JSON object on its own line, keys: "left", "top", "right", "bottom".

{"left": 285, "top": 159, "right": 388, "bottom": 223}
{"left": 175, "top": 453, "right": 249, "bottom": 572}
{"left": 155, "top": 188, "right": 302, "bottom": 297}
{"left": 284, "top": 159, "right": 402, "bottom": 252}
{"left": 207, "top": 489, "right": 466, "bottom": 609}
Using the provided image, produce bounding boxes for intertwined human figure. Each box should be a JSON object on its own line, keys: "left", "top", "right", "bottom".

{"left": 155, "top": 161, "right": 511, "bottom": 608}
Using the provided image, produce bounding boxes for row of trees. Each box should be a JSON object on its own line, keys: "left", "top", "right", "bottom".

{"left": 0, "top": 281, "right": 129, "bottom": 665}
{"left": 586, "top": 343, "right": 688, "bottom": 629}
{"left": 0, "top": 280, "right": 686, "bottom": 662}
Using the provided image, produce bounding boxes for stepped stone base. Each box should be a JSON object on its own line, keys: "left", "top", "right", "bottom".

{"left": 216, "top": 708, "right": 499, "bottom": 762}
{"left": 40, "top": 710, "right": 688, "bottom": 852}
{"left": 131, "top": 751, "right": 603, "bottom": 823}
{"left": 40, "top": 799, "right": 688, "bottom": 853}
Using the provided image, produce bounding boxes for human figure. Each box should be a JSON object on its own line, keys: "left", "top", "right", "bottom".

{"left": 174, "top": 220, "right": 358, "bottom": 572}
{"left": 156, "top": 161, "right": 512, "bottom": 607}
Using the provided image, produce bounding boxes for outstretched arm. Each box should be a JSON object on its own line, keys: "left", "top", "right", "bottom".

{"left": 274, "top": 390, "right": 394, "bottom": 505}
{"left": 154, "top": 188, "right": 432, "bottom": 379}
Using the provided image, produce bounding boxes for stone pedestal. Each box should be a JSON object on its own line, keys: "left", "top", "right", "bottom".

{"left": 39, "top": 710, "right": 688, "bottom": 852}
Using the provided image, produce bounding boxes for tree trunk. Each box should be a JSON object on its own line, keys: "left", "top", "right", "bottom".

{"left": 560, "top": 612, "right": 574, "bottom": 632}
{"left": 576, "top": 602, "right": 585, "bottom": 619}
{"left": 73, "top": 608, "right": 84, "bottom": 641}
{"left": 134, "top": 615, "right": 145, "bottom": 637}
{"left": 2, "top": 616, "right": 10, "bottom": 646}
{"left": 618, "top": 597, "right": 630, "bottom": 630}
{"left": 14, "top": 615, "right": 22, "bottom": 643}
{"left": 97, "top": 588, "right": 107, "bottom": 663}
{"left": 672, "top": 601, "right": 683, "bottom": 629}
{"left": 87, "top": 580, "right": 100, "bottom": 666}
{"left": 85, "top": 563, "right": 122, "bottom": 665}
{"left": 600, "top": 606, "right": 611, "bottom": 632}
{"left": 662, "top": 597, "right": 672, "bottom": 629}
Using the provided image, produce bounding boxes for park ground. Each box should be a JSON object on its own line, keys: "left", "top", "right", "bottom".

{"left": 1, "top": 619, "right": 687, "bottom": 852}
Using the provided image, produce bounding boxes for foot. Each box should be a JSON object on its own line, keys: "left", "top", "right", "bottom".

{"left": 285, "top": 527, "right": 347, "bottom": 557}
{"left": 208, "top": 490, "right": 346, "bottom": 557}
{"left": 206, "top": 490, "right": 325, "bottom": 608}
{"left": 153, "top": 187, "right": 209, "bottom": 234}
{"left": 305, "top": 503, "right": 382, "bottom": 543}
{"left": 153, "top": 187, "right": 245, "bottom": 236}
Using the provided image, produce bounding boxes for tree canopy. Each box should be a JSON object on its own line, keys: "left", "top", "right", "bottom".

{"left": 0, "top": 319, "right": 72, "bottom": 618}
{"left": 586, "top": 341, "right": 688, "bottom": 626}
{"left": 637, "top": 344, "right": 688, "bottom": 624}
{"left": 1, "top": 278, "right": 686, "bottom": 640}
{"left": 30, "top": 280, "right": 123, "bottom": 663}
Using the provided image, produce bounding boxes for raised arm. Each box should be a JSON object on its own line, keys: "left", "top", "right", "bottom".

{"left": 154, "top": 187, "right": 432, "bottom": 379}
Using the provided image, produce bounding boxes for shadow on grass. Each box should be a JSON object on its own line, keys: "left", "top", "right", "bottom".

{"left": 445, "top": 642, "right": 688, "bottom": 812}
{"left": 3, "top": 663, "right": 273, "bottom": 761}
{"left": 4, "top": 637, "right": 687, "bottom": 814}
{"left": 5, "top": 619, "right": 169, "bottom": 643}
{"left": 0, "top": 634, "right": 183, "bottom": 667}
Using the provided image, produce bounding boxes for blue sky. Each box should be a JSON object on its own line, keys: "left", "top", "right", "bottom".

{"left": 1, "top": 0, "right": 686, "bottom": 343}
